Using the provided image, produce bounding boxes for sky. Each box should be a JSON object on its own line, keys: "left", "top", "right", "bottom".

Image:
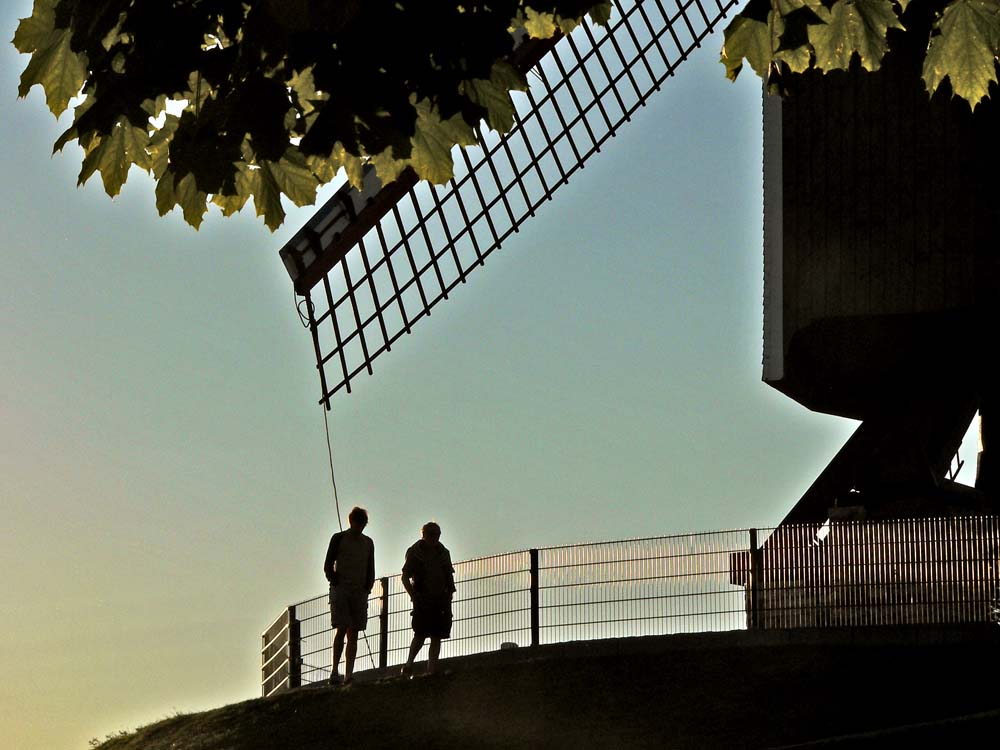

{"left": 0, "top": 4, "right": 982, "bottom": 750}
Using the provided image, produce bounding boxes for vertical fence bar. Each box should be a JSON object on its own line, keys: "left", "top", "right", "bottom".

{"left": 530, "top": 548, "right": 540, "bottom": 646}
{"left": 379, "top": 576, "right": 389, "bottom": 669}
{"left": 749, "top": 528, "right": 762, "bottom": 630}
{"left": 288, "top": 605, "right": 301, "bottom": 690}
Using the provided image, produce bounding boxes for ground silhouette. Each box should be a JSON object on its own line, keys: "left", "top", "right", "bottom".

{"left": 92, "top": 626, "right": 1000, "bottom": 749}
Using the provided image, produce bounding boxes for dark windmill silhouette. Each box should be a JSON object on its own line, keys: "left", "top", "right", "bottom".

{"left": 763, "top": 10, "right": 999, "bottom": 524}
{"left": 278, "top": 0, "right": 998, "bottom": 524}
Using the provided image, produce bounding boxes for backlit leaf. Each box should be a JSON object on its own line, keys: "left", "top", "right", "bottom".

{"left": 777, "top": 0, "right": 831, "bottom": 22}
{"left": 266, "top": 150, "right": 319, "bottom": 207}
{"left": 588, "top": 2, "right": 614, "bottom": 25}
{"left": 148, "top": 115, "right": 180, "bottom": 179}
{"left": 155, "top": 172, "right": 177, "bottom": 216}
{"left": 77, "top": 117, "right": 151, "bottom": 197}
{"left": 17, "top": 27, "right": 87, "bottom": 116}
{"left": 808, "top": 0, "right": 903, "bottom": 72}
{"left": 409, "top": 97, "right": 477, "bottom": 184}
{"left": 523, "top": 8, "right": 558, "bottom": 38}
{"left": 175, "top": 173, "right": 208, "bottom": 229}
{"left": 721, "top": 15, "right": 773, "bottom": 81}
{"left": 923, "top": 0, "right": 1000, "bottom": 106}
{"left": 212, "top": 166, "right": 257, "bottom": 216}
{"left": 368, "top": 149, "right": 407, "bottom": 186}
{"left": 12, "top": 0, "right": 57, "bottom": 53}
{"left": 253, "top": 165, "right": 285, "bottom": 231}
{"left": 463, "top": 73, "right": 518, "bottom": 132}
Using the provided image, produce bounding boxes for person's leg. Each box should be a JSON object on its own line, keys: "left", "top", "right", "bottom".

{"left": 427, "top": 637, "right": 442, "bottom": 674}
{"left": 344, "top": 628, "right": 358, "bottom": 681}
{"left": 403, "top": 633, "right": 425, "bottom": 675}
{"left": 331, "top": 627, "right": 346, "bottom": 682}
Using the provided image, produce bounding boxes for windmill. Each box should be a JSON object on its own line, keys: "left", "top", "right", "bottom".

{"left": 278, "top": 0, "right": 998, "bottom": 522}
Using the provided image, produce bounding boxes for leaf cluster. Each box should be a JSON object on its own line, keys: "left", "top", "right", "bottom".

{"left": 721, "top": 0, "right": 1000, "bottom": 108}
{"left": 14, "top": 0, "right": 612, "bottom": 230}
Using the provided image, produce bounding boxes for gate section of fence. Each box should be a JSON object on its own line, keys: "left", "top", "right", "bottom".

{"left": 263, "top": 517, "right": 1000, "bottom": 695}
{"left": 261, "top": 606, "right": 298, "bottom": 697}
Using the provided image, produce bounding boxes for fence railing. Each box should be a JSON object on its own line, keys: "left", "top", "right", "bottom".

{"left": 262, "top": 516, "right": 1000, "bottom": 695}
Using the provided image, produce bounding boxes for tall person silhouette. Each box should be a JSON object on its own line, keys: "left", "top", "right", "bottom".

{"left": 324, "top": 506, "right": 375, "bottom": 686}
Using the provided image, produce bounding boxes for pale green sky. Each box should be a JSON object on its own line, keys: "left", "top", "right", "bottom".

{"left": 1, "top": 4, "right": 979, "bottom": 750}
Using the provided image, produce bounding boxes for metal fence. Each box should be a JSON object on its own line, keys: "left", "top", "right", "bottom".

{"left": 262, "top": 516, "right": 1000, "bottom": 695}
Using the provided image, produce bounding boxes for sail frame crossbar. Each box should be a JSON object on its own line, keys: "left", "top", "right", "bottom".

{"left": 294, "top": 0, "right": 739, "bottom": 405}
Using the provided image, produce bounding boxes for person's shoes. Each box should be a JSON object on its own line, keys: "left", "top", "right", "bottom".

{"left": 329, "top": 672, "right": 342, "bottom": 687}
{"left": 399, "top": 664, "right": 413, "bottom": 678}
{"left": 341, "top": 676, "right": 354, "bottom": 687}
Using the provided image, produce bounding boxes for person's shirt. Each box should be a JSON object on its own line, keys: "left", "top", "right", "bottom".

{"left": 325, "top": 530, "right": 375, "bottom": 591}
{"left": 402, "top": 539, "right": 455, "bottom": 597}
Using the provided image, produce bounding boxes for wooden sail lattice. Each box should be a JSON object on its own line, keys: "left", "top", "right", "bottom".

{"left": 278, "top": 0, "right": 740, "bottom": 406}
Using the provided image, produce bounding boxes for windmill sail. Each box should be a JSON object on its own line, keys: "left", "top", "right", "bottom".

{"left": 279, "top": 0, "right": 740, "bottom": 406}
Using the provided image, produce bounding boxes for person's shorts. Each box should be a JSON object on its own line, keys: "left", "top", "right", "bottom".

{"left": 329, "top": 584, "right": 369, "bottom": 631}
{"left": 411, "top": 594, "right": 453, "bottom": 639}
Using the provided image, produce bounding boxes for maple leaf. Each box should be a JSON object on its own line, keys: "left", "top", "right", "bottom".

{"left": 17, "top": 26, "right": 88, "bottom": 117}
{"left": 721, "top": 15, "right": 773, "bottom": 81}
{"left": 588, "top": 2, "right": 614, "bottom": 25}
{"left": 409, "top": 97, "right": 478, "bottom": 184}
{"left": 12, "top": 0, "right": 57, "bottom": 53}
{"left": 266, "top": 150, "right": 320, "bottom": 208}
{"left": 463, "top": 62, "right": 528, "bottom": 133}
{"left": 923, "top": 0, "right": 1000, "bottom": 107}
{"left": 147, "top": 114, "right": 180, "bottom": 180}
{"left": 77, "top": 117, "right": 151, "bottom": 197}
{"left": 212, "top": 166, "right": 257, "bottom": 217}
{"left": 175, "top": 173, "right": 208, "bottom": 229}
{"left": 307, "top": 145, "right": 365, "bottom": 190}
{"left": 808, "top": 0, "right": 904, "bottom": 72}
{"left": 253, "top": 165, "right": 285, "bottom": 231}
{"left": 523, "top": 8, "right": 559, "bottom": 38}
{"left": 155, "top": 172, "right": 177, "bottom": 216}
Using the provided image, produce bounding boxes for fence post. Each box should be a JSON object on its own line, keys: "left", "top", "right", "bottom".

{"left": 287, "top": 605, "right": 301, "bottom": 689}
{"left": 749, "top": 529, "right": 763, "bottom": 630}
{"left": 379, "top": 576, "right": 389, "bottom": 669}
{"left": 530, "top": 548, "right": 540, "bottom": 647}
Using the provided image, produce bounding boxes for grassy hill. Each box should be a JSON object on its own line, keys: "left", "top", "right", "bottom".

{"left": 92, "top": 625, "right": 1000, "bottom": 749}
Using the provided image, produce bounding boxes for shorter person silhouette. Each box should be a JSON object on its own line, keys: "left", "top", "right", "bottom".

{"left": 400, "top": 521, "right": 455, "bottom": 676}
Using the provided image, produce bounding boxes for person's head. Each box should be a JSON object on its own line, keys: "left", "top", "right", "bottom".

{"left": 348, "top": 506, "right": 368, "bottom": 533}
{"left": 421, "top": 521, "right": 441, "bottom": 542}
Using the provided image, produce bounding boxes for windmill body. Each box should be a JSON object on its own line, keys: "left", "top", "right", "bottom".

{"left": 763, "top": 31, "right": 1000, "bottom": 523}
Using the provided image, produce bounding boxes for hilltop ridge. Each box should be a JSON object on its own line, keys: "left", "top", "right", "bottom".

{"left": 92, "top": 626, "right": 1000, "bottom": 749}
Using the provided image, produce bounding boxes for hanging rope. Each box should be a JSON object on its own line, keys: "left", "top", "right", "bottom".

{"left": 323, "top": 406, "right": 343, "bottom": 533}
{"left": 320, "top": 404, "right": 377, "bottom": 672}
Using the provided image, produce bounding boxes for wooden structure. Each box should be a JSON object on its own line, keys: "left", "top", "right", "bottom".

{"left": 762, "top": 26, "right": 1000, "bottom": 522}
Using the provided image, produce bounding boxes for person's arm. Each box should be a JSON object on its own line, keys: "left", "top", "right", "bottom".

{"left": 401, "top": 571, "right": 416, "bottom": 600}
{"left": 366, "top": 539, "right": 376, "bottom": 594}
{"left": 401, "top": 548, "right": 417, "bottom": 600}
{"left": 324, "top": 533, "right": 342, "bottom": 584}
{"left": 446, "top": 551, "right": 456, "bottom": 597}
